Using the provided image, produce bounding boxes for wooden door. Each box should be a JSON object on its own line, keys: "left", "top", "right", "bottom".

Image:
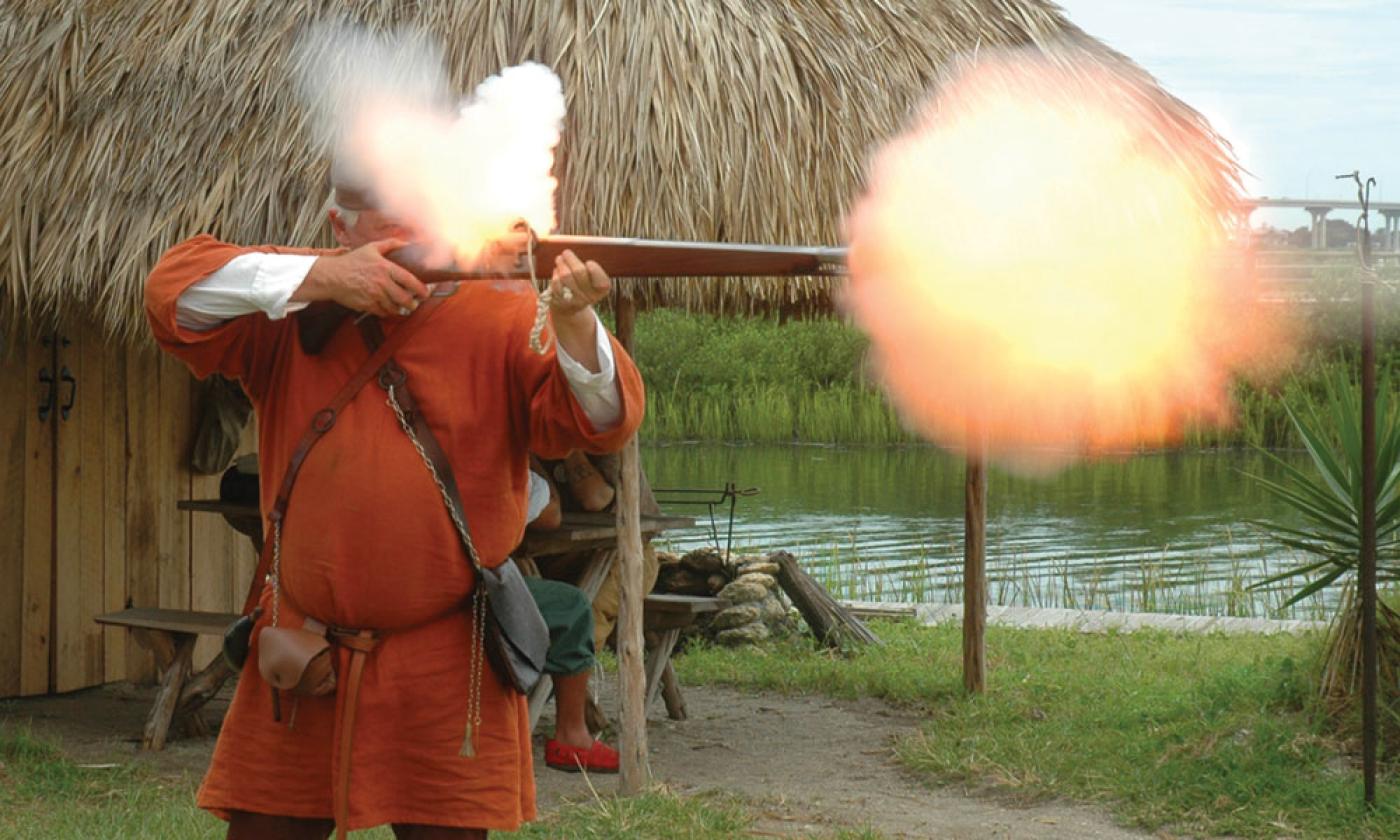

{"left": 50, "top": 323, "right": 128, "bottom": 692}
{"left": 2, "top": 319, "right": 256, "bottom": 699}
{"left": 0, "top": 328, "right": 56, "bottom": 696}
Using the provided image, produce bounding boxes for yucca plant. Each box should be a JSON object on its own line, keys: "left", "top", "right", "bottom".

{"left": 1247, "top": 367, "right": 1400, "bottom": 720}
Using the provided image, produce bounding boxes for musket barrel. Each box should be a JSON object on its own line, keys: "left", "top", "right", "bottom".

{"left": 389, "top": 235, "right": 848, "bottom": 283}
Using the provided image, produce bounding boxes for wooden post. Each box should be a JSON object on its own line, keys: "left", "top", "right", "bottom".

{"left": 613, "top": 293, "right": 651, "bottom": 793}
{"left": 772, "top": 551, "right": 880, "bottom": 650}
{"left": 963, "top": 448, "right": 987, "bottom": 694}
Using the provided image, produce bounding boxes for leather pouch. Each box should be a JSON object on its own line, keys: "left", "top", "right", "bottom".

{"left": 258, "top": 618, "right": 337, "bottom": 696}
{"left": 477, "top": 559, "right": 550, "bottom": 694}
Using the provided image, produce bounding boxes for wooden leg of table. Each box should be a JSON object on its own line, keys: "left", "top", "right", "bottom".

{"left": 585, "top": 695, "right": 609, "bottom": 734}
{"left": 134, "top": 630, "right": 196, "bottom": 750}
{"left": 176, "top": 655, "right": 234, "bottom": 737}
{"left": 660, "top": 661, "right": 688, "bottom": 721}
{"left": 182, "top": 709, "right": 211, "bottom": 738}
{"left": 577, "top": 550, "right": 618, "bottom": 600}
{"left": 643, "top": 628, "right": 681, "bottom": 714}
{"left": 527, "top": 674, "right": 554, "bottom": 733}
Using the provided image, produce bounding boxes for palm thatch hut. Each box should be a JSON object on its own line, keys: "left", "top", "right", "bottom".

{"left": 0, "top": 1, "right": 1237, "bottom": 699}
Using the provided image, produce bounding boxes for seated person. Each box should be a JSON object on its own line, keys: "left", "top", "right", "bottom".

{"left": 529, "top": 453, "right": 661, "bottom": 650}
{"left": 523, "top": 468, "right": 619, "bottom": 773}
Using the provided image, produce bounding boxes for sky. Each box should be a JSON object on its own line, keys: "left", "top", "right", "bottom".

{"left": 1056, "top": 0, "right": 1400, "bottom": 228}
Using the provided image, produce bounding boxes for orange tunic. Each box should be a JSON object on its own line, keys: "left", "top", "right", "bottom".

{"left": 145, "top": 235, "right": 645, "bottom": 831}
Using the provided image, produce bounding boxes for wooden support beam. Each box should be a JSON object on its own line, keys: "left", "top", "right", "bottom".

{"left": 175, "top": 654, "right": 233, "bottom": 725}
{"left": 584, "top": 694, "right": 609, "bottom": 734}
{"left": 963, "top": 450, "right": 987, "bottom": 694}
{"left": 133, "top": 629, "right": 196, "bottom": 750}
{"left": 643, "top": 628, "right": 681, "bottom": 713}
{"left": 659, "top": 662, "right": 687, "bottom": 721}
{"left": 772, "top": 551, "right": 879, "bottom": 650}
{"left": 614, "top": 293, "right": 650, "bottom": 794}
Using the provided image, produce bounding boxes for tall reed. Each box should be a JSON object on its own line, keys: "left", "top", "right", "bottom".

{"left": 635, "top": 308, "right": 1399, "bottom": 447}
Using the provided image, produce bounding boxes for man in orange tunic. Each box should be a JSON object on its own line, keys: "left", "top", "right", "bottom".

{"left": 145, "top": 185, "right": 644, "bottom": 837}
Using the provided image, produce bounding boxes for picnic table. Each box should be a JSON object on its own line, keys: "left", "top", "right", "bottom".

{"left": 98, "top": 500, "right": 714, "bottom": 748}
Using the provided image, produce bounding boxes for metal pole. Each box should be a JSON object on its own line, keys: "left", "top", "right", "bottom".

{"left": 1338, "top": 171, "right": 1378, "bottom": 807}
{"left": 1360, "top": 255, "right": 1377, "bottom": 807}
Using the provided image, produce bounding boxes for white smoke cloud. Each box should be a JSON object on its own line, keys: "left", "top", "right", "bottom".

{"left": 293, "top": 22, "right": 566, "bottom": 265}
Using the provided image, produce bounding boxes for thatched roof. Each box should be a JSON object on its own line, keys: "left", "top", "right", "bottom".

{"left": 1, "top": 1, "right": 1239, "bottom": 342}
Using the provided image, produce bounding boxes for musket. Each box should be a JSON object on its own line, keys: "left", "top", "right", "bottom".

{"left": 298, "top": 234, "right": 849, "bottom": 352}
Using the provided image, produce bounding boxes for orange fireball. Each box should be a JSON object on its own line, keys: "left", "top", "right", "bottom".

{"left": 844, "top": 49, "right": 1288, "bottom": 473}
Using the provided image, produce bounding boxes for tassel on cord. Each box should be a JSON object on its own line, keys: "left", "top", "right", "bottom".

{"left": 528, "top": 288, "right": 554, "bottom": 355}
{"left": 526, "top": 230, "right": 575, "bottom": 355}
{"left": 460, "top": 588, "right": 487, "bottom": 757}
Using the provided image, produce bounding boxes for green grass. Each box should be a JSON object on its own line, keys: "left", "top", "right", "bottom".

{"left": 675, "top": 619, "right": 1400, "bottom": 839}
{"left": 0, "top": 724, "right": 874, "bottom": 839}
{"left": 631, "top": 302, "right": 1400, "bottom": 447}
{"left": 0, "top": 726, "right": 214, "bottom": 838}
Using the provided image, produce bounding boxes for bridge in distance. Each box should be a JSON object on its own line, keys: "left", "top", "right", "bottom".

{"left": 1244, "top": 197, "right": 1400, "bottom": 250}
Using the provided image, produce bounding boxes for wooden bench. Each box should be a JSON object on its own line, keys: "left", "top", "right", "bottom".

{"left": 142, "top": 506, "right": 705, "bottom": 743}
{"left": 93, "top": 608, "right": 239, "bottom": 750}
{"left": 98, "top": 593, "right": 725, "bottom": 749}
{"left": 642, "top": 593, "right": 727, "bottom": 720}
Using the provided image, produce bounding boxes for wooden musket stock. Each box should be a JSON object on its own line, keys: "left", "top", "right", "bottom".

{"left": 298, "top": 235, "right": 848, "bottom": 353}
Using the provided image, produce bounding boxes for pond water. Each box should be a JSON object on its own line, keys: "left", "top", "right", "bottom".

{"left": 641, "top": 443, "right": 1332, "bottom": 620}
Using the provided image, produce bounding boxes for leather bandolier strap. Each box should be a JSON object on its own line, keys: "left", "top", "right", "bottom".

{"left": 239, "top": 290, "right": 452, "bottom": 615}
{"left": 354, "top": 318, "right": 472, "bottom": 529}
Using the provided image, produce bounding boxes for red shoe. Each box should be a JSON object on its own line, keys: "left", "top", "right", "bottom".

{"left": 545, "top": 738, "right": 620, "bottom": 773}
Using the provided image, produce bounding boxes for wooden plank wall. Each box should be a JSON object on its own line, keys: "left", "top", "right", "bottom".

{"left": 0, "top": 330, "right": 36, "bottom": 697}
{"left": 20, "top": 336, "right": 54, "bottom": 696}
{"left": 0, "top": 322, "right": 256, "bottom": 697}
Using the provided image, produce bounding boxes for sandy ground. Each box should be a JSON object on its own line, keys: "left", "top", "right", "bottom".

{"left": 2, "top": 678, "right": 1147, "bottom": 839}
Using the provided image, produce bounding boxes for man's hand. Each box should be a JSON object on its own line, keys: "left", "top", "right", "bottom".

{"left": 295, "top": 239, "right": 430, "bottom": 317}
{"left": 550, "top": 250, "right": 610, "bottom": 371}
{"left": 549, "top": 250, "right": 611, "bottom": 315}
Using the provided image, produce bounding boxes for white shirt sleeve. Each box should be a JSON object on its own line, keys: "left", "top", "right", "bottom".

{"left": 177, "top": 252, "right": 624, "bottom": 430}
{"left": 175, "top": 253, "right": 318, "bottom": 331}
{"left": 554, "top": 312, "right": 623, "bottom": 431}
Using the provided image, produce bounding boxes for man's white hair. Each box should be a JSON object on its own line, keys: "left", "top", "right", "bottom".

{"left": 326, "top": 190, "right": 360, "bottom": 228}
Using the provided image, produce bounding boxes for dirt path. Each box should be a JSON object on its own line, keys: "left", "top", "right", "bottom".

{"left": 538, "top": 682, "right": 1144, "bottom": 839}
{"left": 3, "top": 680, "right": 1144, "bottom": 839}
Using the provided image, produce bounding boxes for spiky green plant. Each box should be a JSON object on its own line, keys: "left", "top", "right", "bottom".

{"left": 1246, "top": 368, "right": 1400, "bottom": 722}
{"left": 1247, "top": 369, "right": 1400, "bottom": 605}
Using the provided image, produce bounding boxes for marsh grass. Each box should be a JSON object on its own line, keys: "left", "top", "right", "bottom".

{"left": 676, "top": 619, "right": 1400, "bottom": 839}
{"left": 634, "top": 307, "right": 1400, "bottom": 447}
{"left": 710, "top": 533, "right": 1338, "bottom": 621}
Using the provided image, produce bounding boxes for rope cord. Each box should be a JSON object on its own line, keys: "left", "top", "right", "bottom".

{"left": 527, "top": 233, "right": 553, "bottom": 355}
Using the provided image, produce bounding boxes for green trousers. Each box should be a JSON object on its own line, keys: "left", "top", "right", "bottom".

{"left": 522, "top": 576, "right": 595, "bottom": 677}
